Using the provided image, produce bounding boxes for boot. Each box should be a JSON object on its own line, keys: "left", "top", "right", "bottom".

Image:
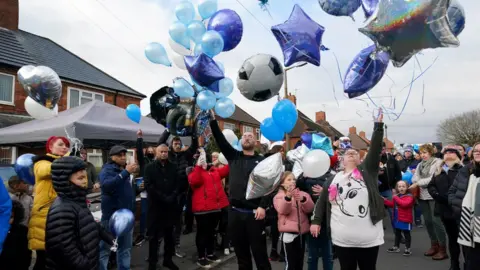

{"left": 432, "top": 245, "right": 449, "bottom": 260}
{"left": 448, "top": 259, "right": 461, "bottom": 270}
{"left": 424, "top": 242, "right": 439, "bottom": 256}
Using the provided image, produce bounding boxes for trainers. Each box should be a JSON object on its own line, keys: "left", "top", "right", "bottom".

{"left": 175, "top": 246, "right": 186, "bottom": 258}
{"left": 224, "top": 248, "right": 230, "bottom": 256}
{"left": 163, "top": 260, "right": 179, "bottom": 270}
{"left": 134, "top": 235, "right": 145, "bottom": 246}
{"left": 206, "top": 254, "right": 221, "bottom": 263}
{"left": 403, "top": 249, "right": 412, "bottom": 256}
{"left": 197, "top": 258, "right": 212, "bottom": 268}
{"left": 387, "top": 246, "right": 401, "bottom": 253}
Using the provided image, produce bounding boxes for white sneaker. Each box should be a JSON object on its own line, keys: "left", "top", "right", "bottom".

{"left": 224, "top": 248, "right": 230, "bottom": 255}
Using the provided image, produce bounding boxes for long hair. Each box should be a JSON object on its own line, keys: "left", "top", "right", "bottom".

{"left": 469, "top": 142, "right": 480, "bottom": 175}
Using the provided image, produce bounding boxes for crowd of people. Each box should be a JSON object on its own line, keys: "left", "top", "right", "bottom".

{"left": 1, "top": 109, "right": 480, "bottom": 270}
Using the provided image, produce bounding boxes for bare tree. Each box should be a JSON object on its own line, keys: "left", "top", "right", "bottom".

{"left": 436, "top": 110, "right": 480, "bottom": 145}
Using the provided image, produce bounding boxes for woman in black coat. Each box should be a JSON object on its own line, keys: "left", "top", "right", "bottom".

{"left": 45, "top": 156, "right": 113, "bottom": 270}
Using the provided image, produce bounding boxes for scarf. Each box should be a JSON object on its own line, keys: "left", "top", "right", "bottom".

{"left": 418, "top": 157, "right": 436, "bottom": 178}
{"left": 458, "top": 174, "right": 480, "bottom": 247}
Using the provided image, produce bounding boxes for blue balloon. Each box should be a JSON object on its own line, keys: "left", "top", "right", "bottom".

{"left": 207, "top": 9, "right": 243, "bottom": 51}
{"left": 272, "top": 99, "right": 298, "bottom": 133}
{"left": 201, "top": 30, "right": 224, "bottom": 58}
{"left": 261, "top": 117, "right": 284, "bottom": 141}
{"left": 144, "top": 42, "right": 171, "bottom": 66}
{"left": 14, "top": 153, "right": 35, "bottom": 185}
{"left": 198, "top": 0, "right": 218, "bottom": 20}
{"left": 196, "top": 90, "right": 216, "bottom": 110}
{"left": 318, "top": 0, "right": 361, "bottom": 18}
{"left": 184, "top": 54, "right": 224, "bottom": 87}
{"left": 193, "top": 43, "right": 203, "bottom": 56}
{"left": 214, "top": 77, "right": 233, "bottom": 98}
{"left": 301, "top": 133, "right": 312, "bottom": 148}
{"left": 447, "top": 0, "right": 465, "bottom": 37}
{"left": 233, "top": 139, "right": 243, "bottom": 151}
{"left": 175, "top": 1, "right": 195, "bottom": 25}
{"left": 126, "top": 104, "right": 141, "bottom": 123}
{"left": 187, "top": 21, "right": 206, "bottom": 43}
{"left": 343, "top": 45, "right": 390, "bottom": 99}
{"left": 109, "top": 209, "right": 135, "bottom": 238}
{"left": 214, "top": 97, "right": 235, "bottom": 118}
{"left": 173, "top": 77, "right": 195, "bottom": 98}
{"left": 169, "top": 22, "right": 190, "bottom": 49}
{"left": 271, "top": 5, "right": 325, "bottom": 67}
{"left": 402, "top": 171, "right": 413, "bottom": 185}
{"left": 361, "top": 0, "right": 379, "bottom": 18}
{"left": 311, "top": 133, "right": 334, "bottom": 156}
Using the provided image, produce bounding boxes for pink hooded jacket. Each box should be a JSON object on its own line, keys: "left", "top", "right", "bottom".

{"left": 273, "top": 190, "right": 315, "bottom": 234}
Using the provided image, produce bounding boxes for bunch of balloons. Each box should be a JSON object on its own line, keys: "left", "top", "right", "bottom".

{"left": 286, "top": 144, "right": 331, "bottom": 179}
{"left": 17, "top": 65, "right": 62, "bottom": 120}
{"left": 260, "top": 99, "right": 297, "bottom": 142}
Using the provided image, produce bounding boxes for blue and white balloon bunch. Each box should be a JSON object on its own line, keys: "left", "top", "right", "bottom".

{"left": 260, "top": 99, "right": 298, "bottom": 142}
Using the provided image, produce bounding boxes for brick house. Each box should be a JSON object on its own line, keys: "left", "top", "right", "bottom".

{"left": 349, "top": 126, "right": 395, "bottom": 159}
{"left": 214, "top": 105, "right": 261, "bottom": 141}
{"left": 0, "top": 0, "right": 145, "bottom": 164}
{"left": 285, "top": 94, "right": 344, "bottom": 149}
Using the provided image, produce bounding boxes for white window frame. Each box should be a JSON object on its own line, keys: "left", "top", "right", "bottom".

{"left": 223, "top": 122, "right": 236, "bottom": 131}
{"left": 255, "top": 128, "right": 261, "bottom": 141}
{"left": 0, "top": 72, "right": 15, "bottom": 105}
{"left": 67, "top": 87, "right": 105, "bottom": 109}
{"left": 243, "top": 125, "right": 253, "bottom": 134}
{"left": 87, "top": 149, "right": 103, "bottom": 168}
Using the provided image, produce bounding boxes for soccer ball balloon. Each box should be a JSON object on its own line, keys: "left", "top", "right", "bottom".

{"left": 237, "top": 54, "right": 284, "bottom": 102}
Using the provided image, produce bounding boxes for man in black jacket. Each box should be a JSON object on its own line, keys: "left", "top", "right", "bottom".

{"left": 144, "top": 144, "right": 180, "bottom": 270}
{"left": 209, "top": 111, "right": 272, "bottom": 270}
{"left": 158, "top": 130, "right": 198, "bottom": 257}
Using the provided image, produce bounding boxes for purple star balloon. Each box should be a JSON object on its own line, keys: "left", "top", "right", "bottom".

{"left": 184, "top": 54, "right": 225, "bottom": 87}
{"left": 361, "top": 0, "right": 379, "bottom": 18}
{"left": 271, "top": 4, "right": 325, "bottom": 67}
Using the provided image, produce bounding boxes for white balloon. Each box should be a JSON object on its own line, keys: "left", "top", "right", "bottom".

{"left": 222, "top": 129, "right": 238, "bottom": 145}
{"left": 24, "top": 96, "right": 57, "bottom": 120}
{"left": 302, "top": 150, "right": 330, "bottom": 178}
{"left": 218, "top": 153, "right": 228, "bottom": 165}
{"left": 171, "top": 53, "right": 187, "bottom": 70}
{"left": 168, "top": 38, "right": 192, "bottom": 56}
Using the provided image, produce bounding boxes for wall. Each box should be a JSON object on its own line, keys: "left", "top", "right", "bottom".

{"left": 0, "top": 65, "right": 141, "bottom": 115}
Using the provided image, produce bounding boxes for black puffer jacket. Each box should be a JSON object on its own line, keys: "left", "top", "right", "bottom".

{"left": 46, "top": 157, "right": 113, "bottom": 270}
{"left": 428, "top": 162, "right": 463, "bottom": 219}
{"left": 448, "top": 163, "right": 473, "bottom": 223}
{"left": 296, "top": 171, "right": 335, "bottom": 203}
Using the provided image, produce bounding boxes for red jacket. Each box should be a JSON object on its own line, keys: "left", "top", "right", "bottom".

{"left": 384, "top": 194, "right": 415, "bottom": 223}
{"left": 188, "top": 165, "right": 230, "bottom": 213}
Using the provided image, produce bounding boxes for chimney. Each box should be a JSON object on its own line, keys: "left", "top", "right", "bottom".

{"left": 359, "top": 131, "right": 366, "bottom": 138}
{"left": 349, "top": 126, "right": 357, "bottom": 135}
{"left": 315, "top": 111, "right": 326, "bottom": 123}
{"left": 286, "top": 93, "right": 296, "bottom": 105}
{"left": 0, "top": 0, "right": 19, "bottom": 30}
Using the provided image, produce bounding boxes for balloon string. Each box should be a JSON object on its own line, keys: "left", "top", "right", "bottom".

{"left": 414, "top": 55, "right": 427, "bottom": 115}
{"left": 234, "top": 0, "right": 271, "bottom": 32}
{"left": 390, "top": 58, "right": 417, "bottom": 121}
{"left": 320, "top": 63, "right": 340, "bottom": 108}
{"left": 64, "top": 126, "right": 83, "bottom": 155}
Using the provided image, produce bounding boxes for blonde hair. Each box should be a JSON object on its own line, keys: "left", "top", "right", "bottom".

{"left": 395, "top": 180, "right": 410, "bottom": 194}
{"left": 419, "top": 144, "right": 435, "bottom": 155}
{"left": 279, "top": 171, "right": 295, "bottom": 191}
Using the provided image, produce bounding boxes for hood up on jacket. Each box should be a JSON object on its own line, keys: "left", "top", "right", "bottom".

{"left": 51, "top": 156, "right": 88, "bottom": 205}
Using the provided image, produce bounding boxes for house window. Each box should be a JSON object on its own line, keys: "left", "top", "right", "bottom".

{"left": 126, "top": 149, "right": 135, "bottom": 163}
{"left": 68, "top": 87, "right": 104, "bottom": 108}
{"left": 0, "top": 146, "right": 16, "bottom": 164}
{"left": 87, "top": 149, "right": 103, "bottom": 168}
{"left": 243, "top": 125, "right": 253, "bottom": 134}
{"left": 0, "top": 73, "right": 14, "bottom": 105}
{"left": 223, "top": 122, "right": 236, "bottom": 131}
{"left": 255, "top": 128, "right": 261, "bottom": 141}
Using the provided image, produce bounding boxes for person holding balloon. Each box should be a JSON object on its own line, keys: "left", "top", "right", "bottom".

{"left": 310, "top": 109, "right": 386, "bottom": 270}
{"left": 29, "top": 136, "right": 70, "bottom": 270}
{"left": 45, "top": 156, "right": 114, "bottom": 269}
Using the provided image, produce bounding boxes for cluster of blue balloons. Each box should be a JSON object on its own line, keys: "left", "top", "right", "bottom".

{"left": 126, "top": 104, "right": 142, "bottom": 123}
{"left": 260, "top": 99, "right": 298, "bottom": 141}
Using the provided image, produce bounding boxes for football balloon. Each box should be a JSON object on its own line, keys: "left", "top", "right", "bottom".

{"left": 236, "top": 54, "right": 284, "bottom": 102}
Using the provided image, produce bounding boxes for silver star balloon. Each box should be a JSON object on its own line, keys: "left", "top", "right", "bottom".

{"left": 359, "top": 0, "right": 459, "bottom": 67}
{"left": 286, "top": 144, "right": 310, "bottom": 163}
{"left": 246, "top": 153, "right": 284, "bottom": 200}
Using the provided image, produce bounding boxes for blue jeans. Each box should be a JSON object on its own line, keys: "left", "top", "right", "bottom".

{"left": 99, "top": 219, "right": 133, "bottom": 270}
{"left": 140, "top": 198, "right": 148, "bottom": 235}
{"left": 380, "top": 189, "right": 394, "bottom": 229}
{"left": 307, "top": 225, "right": 333, "bottom": 270}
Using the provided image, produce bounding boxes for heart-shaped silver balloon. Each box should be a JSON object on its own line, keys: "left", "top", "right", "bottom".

{"left": 17, "top": 65, "right": 62, "bottom": 109}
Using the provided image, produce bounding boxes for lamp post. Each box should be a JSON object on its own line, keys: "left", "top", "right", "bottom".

{"left": 281, "top": 62, "right": 307, "bottom": 151}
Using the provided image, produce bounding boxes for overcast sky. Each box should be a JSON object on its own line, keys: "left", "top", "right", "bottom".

{"left": 19, "top": 0, "right": 478, "bottom": 144}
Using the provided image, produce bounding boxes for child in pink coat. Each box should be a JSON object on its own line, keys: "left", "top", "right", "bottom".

{"left": 274, "top": 171, "right": 314, "bottom": 270}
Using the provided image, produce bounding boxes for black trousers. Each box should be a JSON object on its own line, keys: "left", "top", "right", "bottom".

{"left": 464, "top": 243, "right": 480, "bottom": 270}
{"left": 185, "top": 190, "right": 194, "bottom": 231}
{"left": 283, "top": 233, "right": 306, "bottom": 270}
{"left": 229, "top": 209, "right": 271, "bottom": 270}
{"left": 336, "top": 246, "right": 379, "bottom": 270}
{"left": 442, "top": 218, "right": 461, "bottom": 263}
{"left": 196, "top": 212, "right": 221, "bottom": 258}
{"left": 394, "top": 229, "right": 411, "bottom": 248}
{"left": 33, "top": 250, "right": 46, "bottom": 270}
{"left": 218, "top": 207, "right": 229, "bottom": 249}
{"left": 174, "top": 194, "right": 186, "bottom": 246}
{"left": 148, "top": 225, "right": 175, "bottom": 268}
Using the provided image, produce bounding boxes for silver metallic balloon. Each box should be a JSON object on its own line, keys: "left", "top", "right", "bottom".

{"left": 17, "top": 65, "right": 62, "bottom": 109}
{"left": 291, "top": 161, "right": 303, "bottom": 179}
{"left": 246, "top": 153, "right": 284, "bottom": 200}
{"left": 109, "top": 209, "right": 135, "bottom": 238}
{"left": 286, "top": 144, "right": 310, "bottom": 164}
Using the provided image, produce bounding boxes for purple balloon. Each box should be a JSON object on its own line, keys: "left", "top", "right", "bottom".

{"left": 207, "top": 9, "right": 243, "bottom": 51}
{"left": 361, "top": 0, "right": 379, "bottom": 18}
{"left": 184, "top": 54, "right": 225, "bottom": 87}
{"left": 301, "top": 133, "right": 312, "bottom": 148}
{"left": 343, "top": 45, "right": 390, "bottom": 99}
{"left": 271, "top": 4, "right": 325, "bottom": 67}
